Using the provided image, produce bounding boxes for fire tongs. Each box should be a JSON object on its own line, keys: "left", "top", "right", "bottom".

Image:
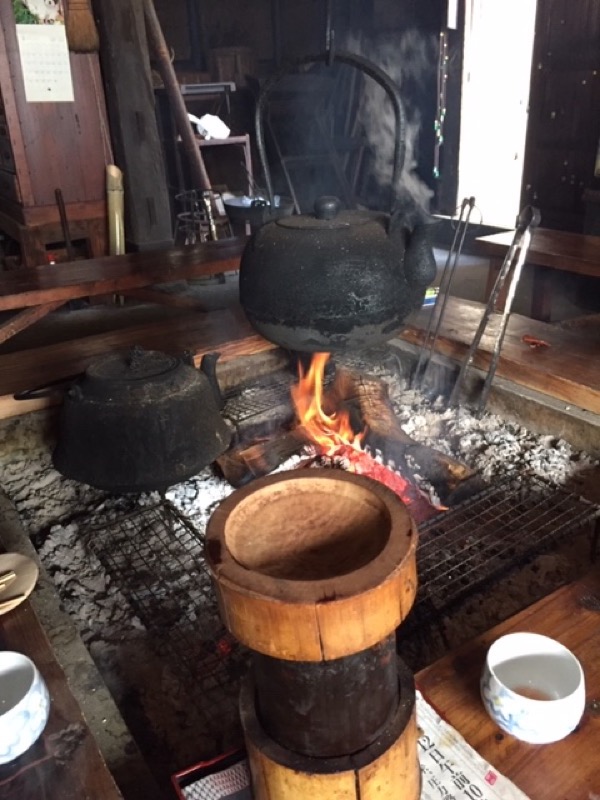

{"left": 448, "top": 205, "right": 541, "bottom": 415}
{"left": 411, "top": 196, "right": 476, "bottom": 392}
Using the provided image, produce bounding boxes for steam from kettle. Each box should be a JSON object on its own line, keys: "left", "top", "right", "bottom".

{"left": 345, "top": 29, "right": 438, "bottom": 212}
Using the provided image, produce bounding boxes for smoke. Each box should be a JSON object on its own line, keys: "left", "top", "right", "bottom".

{"left": 344, "top": 30, "right": 438, "bottom": 212}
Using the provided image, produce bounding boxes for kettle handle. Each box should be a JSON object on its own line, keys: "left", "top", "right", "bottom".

{"left": 254, "top": 50, "right": 407, "bottom": 214}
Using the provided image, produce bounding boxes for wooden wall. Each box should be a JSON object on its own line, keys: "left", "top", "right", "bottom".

{"left": 520, "top": 0, "right": 600, "bottom": 232}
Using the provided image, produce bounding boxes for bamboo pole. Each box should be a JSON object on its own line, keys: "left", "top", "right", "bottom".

{"left": 142, "top": 0, "right": 212, "bottom": 192}
{"left": 106, "top": 165, "right": 125, "bottom": 256}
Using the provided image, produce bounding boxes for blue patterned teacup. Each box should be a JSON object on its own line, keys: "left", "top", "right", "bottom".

{"left": 481, "top": 632, "right": 585, "bottom": 744}
{"left": 0, "top": 651, "right": 50, "bottom": 764}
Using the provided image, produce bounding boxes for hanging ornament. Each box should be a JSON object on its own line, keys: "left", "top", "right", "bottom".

{"left": 433, "top": 30, "right": 448, "bottom": 180}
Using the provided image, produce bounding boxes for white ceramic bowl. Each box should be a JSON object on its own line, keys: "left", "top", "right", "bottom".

{"left": 480, "top": 632, "right": 585, "bottom": 744}
{"left": 0, "top": 651, "right": 50, "bottom": 764}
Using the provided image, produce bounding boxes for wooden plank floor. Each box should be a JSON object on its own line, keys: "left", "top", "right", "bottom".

{"left": 400, "top": 296, "right": 600, "bottom": 415}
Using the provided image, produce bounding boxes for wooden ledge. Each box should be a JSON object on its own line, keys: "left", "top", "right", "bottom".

{"left": 400, "top": 297, "right": 600, "bottom": 415}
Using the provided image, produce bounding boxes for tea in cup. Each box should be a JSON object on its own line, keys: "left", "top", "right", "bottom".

{"left": 480, "top": 632, "right": 585, "bottom": 744}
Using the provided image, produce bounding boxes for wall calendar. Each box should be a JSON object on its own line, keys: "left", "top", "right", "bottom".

{"left": 14, "top": 0, "right": 74, "bottom": 103}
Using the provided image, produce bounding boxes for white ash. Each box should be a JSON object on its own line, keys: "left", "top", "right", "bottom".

{"left": 342, "top": 350, "right": 598, "bottom": 484}
{"left": 389, "top": 390, "right": 597, "bottom": 484}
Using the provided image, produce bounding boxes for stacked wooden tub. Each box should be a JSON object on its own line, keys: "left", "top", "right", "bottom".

{"left": 206, "top": 469, "right": 420, "bottom": 799}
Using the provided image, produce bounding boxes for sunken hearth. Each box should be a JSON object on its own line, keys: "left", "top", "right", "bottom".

{"left": 0, "top": 345, "right": 599, "bottom": 795}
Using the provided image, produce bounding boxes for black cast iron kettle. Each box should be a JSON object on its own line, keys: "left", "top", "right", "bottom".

{"left": 52, "top": 347, "right": 231, "bottom": 494}
{"left": 239, "top": 50, "right": 438, "bottom": 353}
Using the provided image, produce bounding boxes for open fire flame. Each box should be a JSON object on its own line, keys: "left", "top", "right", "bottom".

{"left": 290, "top": 353, "right": 437, "bottom": 521}
{"left": 290, "top": 353, "right": 364, "bottom": 453}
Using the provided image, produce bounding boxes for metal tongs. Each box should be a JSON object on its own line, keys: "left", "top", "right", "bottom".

{"left": 448, "top": 205, "right": 541, "bottom": 415}
{"left": 411, "top": 196, "right": 476, "bottom": 392}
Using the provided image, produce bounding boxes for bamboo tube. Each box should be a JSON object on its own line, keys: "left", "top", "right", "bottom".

{"left": 205, "top": 470, "right": 418, "bottom": 661}
{"left": 106, "top": 166, "right": 125, "bottom": 256}
{"left": 240, "top": 659, "right": 421, "bottom": 800}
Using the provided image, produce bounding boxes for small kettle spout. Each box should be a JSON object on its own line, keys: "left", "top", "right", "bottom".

{"left": 198, "top": 352, "right": 224, "bottom": 410}
{"left": 387, "top": 196, "right": 438, "bottom": 289}
{"left": 404, "top": 220, "right": 438, "bottom": 288}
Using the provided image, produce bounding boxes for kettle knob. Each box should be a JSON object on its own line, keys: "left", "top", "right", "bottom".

{"left": 314, "top": 196, "right": 341, "bottom": 220}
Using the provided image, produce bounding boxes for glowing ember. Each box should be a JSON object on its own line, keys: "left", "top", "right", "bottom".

{"left": 291, "top": 354, "right": 439, "bottom": 521}
{"left": 290, "top": 353, "right": 365, "bottom": 453}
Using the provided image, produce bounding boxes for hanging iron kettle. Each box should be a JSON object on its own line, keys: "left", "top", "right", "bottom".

{"left": 239, "top": 49, "right": 438, "bottom": 353}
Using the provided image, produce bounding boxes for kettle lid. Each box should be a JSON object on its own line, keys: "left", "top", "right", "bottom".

{"left": 85, "top": 347, "right": 180, "bottom": 385}
{"left": 275, "top": 196, "right": 371, "bottom": 230}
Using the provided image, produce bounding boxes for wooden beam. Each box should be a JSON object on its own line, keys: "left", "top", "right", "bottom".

{"left": 0, "top": 244, "right": 243, "bottom": 311}
{"left": 143, "top": 0, "right": 212, "bottom": 193}
{"left": 93, "top": 0, "right": 173, "bottom": 250}
{"left": 0, "top": 301, "right": 65, "bottom": 345}
{"left": 0, "top": 305, "right": 273, "bottom": 406}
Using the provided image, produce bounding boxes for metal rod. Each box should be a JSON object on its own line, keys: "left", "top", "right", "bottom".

{"left": 448, "top": 206, "right": 541, "bottom": 410}
{"left": 55, "top": 188, "right": 76, "bottom": 261}
{"left": 411, "top": 196, "right": 475, "bottom": 391}
{"left": 143, "top": 0, "right": 212, "bottom": 192}
{"left": 476, "top": 211, "right": 540, "bottom": 415}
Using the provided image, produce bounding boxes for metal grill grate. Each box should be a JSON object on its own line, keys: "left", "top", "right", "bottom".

{"left": 80, "top": 475, "right": 599, "bottom": 744}
{"left": 222, "top": 373, "right": 291, "bottom": 425}
{"left": 415, "top": 474, "right": 600, "bottom": 615}
{"left": 83, "top": 501, "right": 248, "bottom": 735}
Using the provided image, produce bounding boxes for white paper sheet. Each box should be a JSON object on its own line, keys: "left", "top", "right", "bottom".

{"left": 417, "top": 691, "right": 530, "bottom": 800}
{"left": 16, "top": 24, "right": 74, "bottom": 103}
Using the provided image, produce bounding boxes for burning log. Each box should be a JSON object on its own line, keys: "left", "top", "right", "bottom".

{"left": 328, "top": 367, "right": 488, "bottom": 504}
{"left": 216, "top": 427, "right": 308, "bottom": 487}
{"left": 216, "top": 429, "right": 440, "bottom": 521}
{"left": 216, "top": 358, "right": 486, "bottom": 512}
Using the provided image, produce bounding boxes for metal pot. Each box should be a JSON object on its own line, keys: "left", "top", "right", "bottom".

{"left": 239, "top": 50, "right": 438, "bottom": 353}
{"left": 52, "top": 347, "right": 231, "bottom": 493}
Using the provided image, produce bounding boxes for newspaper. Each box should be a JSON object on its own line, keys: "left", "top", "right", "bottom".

{"left": 177, "top": 691, "right": 530, "bottom": 800}
{"left": 416, "top": 691, "right": 529, "bottom": 800}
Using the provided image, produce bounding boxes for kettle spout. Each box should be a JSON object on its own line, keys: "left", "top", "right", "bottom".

{"left": 404, "top": 221, "right": 438, "bottom": 288}
{"left": 198, "top": 352, "right": 225, "bottom": 410}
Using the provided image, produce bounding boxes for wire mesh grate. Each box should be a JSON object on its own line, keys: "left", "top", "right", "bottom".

{"left": 415, "top": 474, "right": 600, "bottom": 614}
{"left": 80, "top": 474, "right": 599, "bottom": 744}
{"left": 222, "top": 373, "right": 291, "bottom": 425}
{"left": 83, "top": 500, "right": 248, "bottom": 735}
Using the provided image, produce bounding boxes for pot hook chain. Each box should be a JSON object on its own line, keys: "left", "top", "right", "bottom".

{"left": 325, "top": 0, "right": 335, "bottom": 65}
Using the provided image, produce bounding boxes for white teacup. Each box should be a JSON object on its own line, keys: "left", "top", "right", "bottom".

{"left": 480, "top": 632, "right": 585, "bottom": 744}
{"left": 0, "top": 651, "right": 50, "bottom": 764}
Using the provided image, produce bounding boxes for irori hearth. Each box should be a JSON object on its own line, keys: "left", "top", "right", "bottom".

{"left": 0, "top": 346, "right": 598, "bottom": 794}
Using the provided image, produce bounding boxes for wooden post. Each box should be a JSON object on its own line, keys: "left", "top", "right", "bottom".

{"left": 142, "top": 0, "right": 212, "bottom": 193}
{"left": 93, "top": 0, "right": 173, "bottom": 251}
